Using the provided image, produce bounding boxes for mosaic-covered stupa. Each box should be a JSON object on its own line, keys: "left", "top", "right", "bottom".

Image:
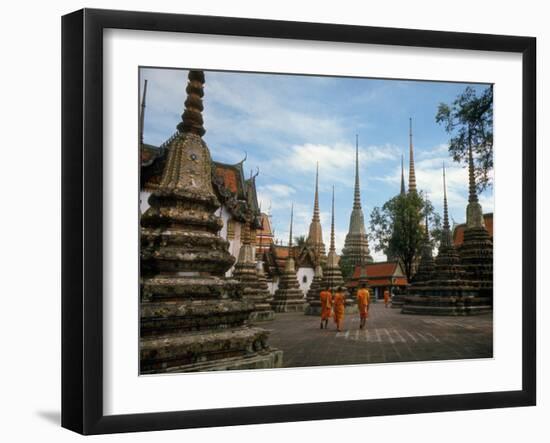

{"left": 321, "top": 188, "right": 356, "bottom": 313}
{"left": 305, "top": 163, "right": 327, "bottom": 259}
{"left": 457, "top": 145, "right": 494, "bottom": 305}
{"left": 402, "top": 165, "right": 477, "bottom": 315}
{"left": 304, "top": 263, "right": 324, "bottom": 315}
{"left": 271, "top": 205, "right": 306, "bottom": 312}
{"left": 139, "top": 70, "right": 282, "bottom": 373}
{"left": 340, "top": 136, "right": 373, "bottom": 280}
{"left": 233, "top": 221, "right": 275, "bottom": 322}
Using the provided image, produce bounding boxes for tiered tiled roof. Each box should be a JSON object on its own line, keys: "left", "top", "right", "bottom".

{"left": 348, "top": 261, "right": 408, "bottom": 288}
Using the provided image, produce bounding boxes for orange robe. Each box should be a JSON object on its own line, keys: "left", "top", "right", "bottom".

{"left": 333, "top": 292, "right": 346, "bottom": 324}
{"left": 319, "top": 290, "right": 332, "bottom": 320}
{"left": 357, "top": 288, "right": 370, "bottom": 319}
{"left": 384, "top": 289, "right": 390, "bottom": 306}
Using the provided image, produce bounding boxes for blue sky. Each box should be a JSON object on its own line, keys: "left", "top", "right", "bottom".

{"left": 140, "top": 68, "right": 493, "bottom": 261}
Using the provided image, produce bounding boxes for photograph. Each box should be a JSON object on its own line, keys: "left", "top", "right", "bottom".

{"left": 139, "top": 68, "right": 494, "bottom": 375}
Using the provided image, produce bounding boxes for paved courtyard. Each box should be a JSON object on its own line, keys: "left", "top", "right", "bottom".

{"left": 263, "top": 303, "right": 493, "bottom": 368}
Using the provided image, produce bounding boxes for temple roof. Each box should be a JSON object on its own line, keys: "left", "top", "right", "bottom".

{"left": 212, "top": 160, "right": 247, "bottom": 200}
{"left": 257, "top": 213, "right": 273, "bottom": 237}
{"left": 348, "top": 261, "right": 408, "bottom": 288}
{"left": 453, "top": 213, "right": 493, "bottom": 246}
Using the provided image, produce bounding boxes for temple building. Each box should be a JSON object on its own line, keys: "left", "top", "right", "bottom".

{"left": 140, "top": 83, "right": 264, "bottom": 277}
{"left": 347, "top": 261, "right": 408, "bottom": 301}
{"left": 140, "top": 70, "right": 281, "bottom": 373}
{"left": 340, "top": 136, "right": 373, "bottom": 280}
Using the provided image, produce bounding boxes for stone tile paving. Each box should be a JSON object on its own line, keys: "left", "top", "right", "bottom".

{"left": 262, "top": 303, "right": 493, "bottom": 368}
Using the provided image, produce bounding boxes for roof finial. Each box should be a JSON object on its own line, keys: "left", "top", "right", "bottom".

{"left": 330, "top": 186, "right": 336, "bottom": 253}
{"left": 400, "top": 154, "right": 406, "bottom": 195}
{"left": 312, "top": 162, "right": 320, "bottom": 222}
{"left": 468, "top": 144, "right": 478, "bottom": 204}
{"left": 408, "top": 118, "right": 417, "bottom": 194}
{"left": 177, "top": 70, "right": 206, "bottom": 136}
{"left": 353, "top": 134, "right": 362, "bottom": 209}
{"left": 139, "top": 79, "right": 148, "bottom": 146}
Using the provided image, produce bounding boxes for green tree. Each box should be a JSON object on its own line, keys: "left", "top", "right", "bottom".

{"left": 294, "top": 235, "right": 306, "bottom": 248}
{"left": 369, "top": 191, "right": 441, "bottom": 281}
{"left": 436, "top": 85, "right": 493, "bottom": 192}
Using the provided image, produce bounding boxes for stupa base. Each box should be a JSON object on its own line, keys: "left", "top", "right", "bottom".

{"left": 140, "top": 326, "right": 281, "bottom": 373}
{"left": 304, "top": 303, "right": 321, "bottom": 315}
{"left": 146, "top": 349, "right": 283, "bottom": 374}
{"left": 401, "top": 295, "right": 492, "bottom": 316}
{"left": 250, "top": 309, "right": 275, "bottom": 322}
{"left": 272, "top": 300, "right": 306, "bottom": 313}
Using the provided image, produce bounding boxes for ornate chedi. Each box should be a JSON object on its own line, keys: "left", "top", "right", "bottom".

{"left": 305, "top": 163, "right": 327, "bottom": 259}
{"left": 255, "top": 233, "right": 274, "bottom": 306}
{"left": 340, "top": 136, "right": 373, "bottom": 280}
{"left": 402, "top": 165, "right": 477, "bottom": 315}
{"left": 140, "top": 70, "right": 282, "bottom": 373}
{"left": 408, "top": 118, "right": 417, "bottom": 194}
{"left": 271, "top": 205, "right": 306, "bottom": 312}
{"left": 322, "top": 188, "right": 357, "bottom": 313}
{"left": 233, "top": 221, "right": 275, "bottom": 322}
{"left": 400, "top": 154, "right": 406, "bottom": 195}
{"left": 457, "top": 145, "right": 493, "bottom": 307}
{"left": 305, "top": 263, "right": 324, "bottom": 315}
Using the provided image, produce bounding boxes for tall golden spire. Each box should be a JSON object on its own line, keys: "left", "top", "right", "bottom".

{"left": 313, "top": 162, "right": 320, "bottom": 222}
{"left": 400, "top": 153, "right": 406, "bottom": 195}
{"left": 306, "top": 162, "right": 326, "bottom": 258}
{"left": 353, "top": 134, "right": 362, "bottom": 209}
{"left": 288, "top": 203, "right": 294, "bottom": 251}
{"left": 408, "top": 118, "right": 417, "bottom": 194}
{"left": 330, "top": 186, "right": 335, "bottom": 253}
{"left": 468, "top": 144, "right": 478, "bottom": 204}
{"left": 466, "top": 143, "right": 485, "bottom": 228}
{"left": 441, "top": 163, "right": 451, "bottom": 247}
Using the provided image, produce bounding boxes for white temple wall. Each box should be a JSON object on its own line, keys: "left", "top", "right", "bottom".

{"left": 296, "top": 267, "right": 314, "bottom": 296}
{"left": 268, "top": 277, "right": 279, "bottom": 295}
{"left": 140, "top": 190, "right": 151, "bottom": 215}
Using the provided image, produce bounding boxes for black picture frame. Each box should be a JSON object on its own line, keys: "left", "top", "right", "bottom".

{"left": 61, "top": 8, "right": 536, "bottom": 435}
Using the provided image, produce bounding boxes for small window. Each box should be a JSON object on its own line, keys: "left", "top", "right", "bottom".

{"left": 302, "top": 275, "right": 308, "bottom": 283}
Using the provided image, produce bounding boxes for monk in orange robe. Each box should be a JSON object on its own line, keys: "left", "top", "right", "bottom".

{"left": 319, "top": 286, "right": 332, "bottom": 329}
{"left": 333, "top": 287, "right": 346, "bottom": 332}
{"left": 357, "top": 283, "right": 370, "bottom": 329}
{"left": 384, "top": 288, "right": 391, "bottom": 308}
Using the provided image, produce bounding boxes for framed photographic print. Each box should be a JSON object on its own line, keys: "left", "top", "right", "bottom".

{"left": 61, "top": 8, "right": 536, "bottom": 435}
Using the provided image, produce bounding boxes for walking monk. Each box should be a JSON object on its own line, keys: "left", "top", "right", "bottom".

{"left": 333, "top": 286, "right": 346, "bottom": 332}
{"left": 384, "top": 288, "right": 391, "bottom": 308}
{"left": 319, "top": 285, "right": 332, "bottom": 329}
{"left": 357, "top": 283, "right": 370, "bottom": 329}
